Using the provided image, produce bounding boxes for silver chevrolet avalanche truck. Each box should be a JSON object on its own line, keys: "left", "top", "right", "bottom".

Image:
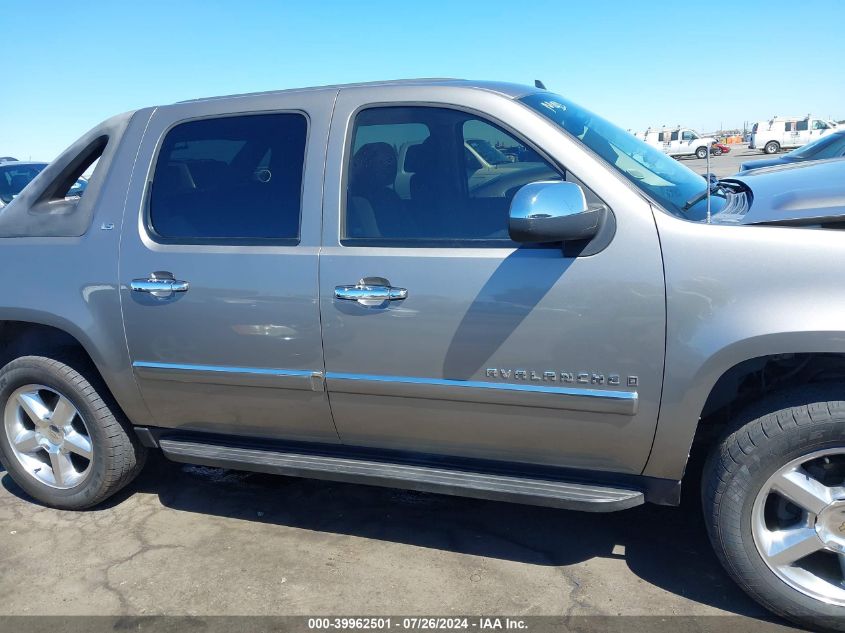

{"left": 2, "top": 79, "right": 845, "bottom": 629}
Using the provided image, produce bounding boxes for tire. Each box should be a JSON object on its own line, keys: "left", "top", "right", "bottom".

{"left": 703, "top": 385, "right": 845, "bottom": 631}
{"left": 712, "top": 148, "right": 723, "bottom": 156}
{"left": 0, "top": 355, "right": 146, "bottom": 509}
{"left": 695, "top": 146, "right": 708, "bottom": 159}
{"left": 764, "top": 141, "right": 780, "bottom": 155}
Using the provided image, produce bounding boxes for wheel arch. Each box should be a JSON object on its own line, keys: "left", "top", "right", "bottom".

{"left": 0, "top": 316, "right": 151, "bottom": 426}
{"left": 765, "top": 140, "right": 781, "bottom": 153}
{"left": 643, "top": 331, "right": 845, "bottom": 481}
{"left": 0, "top": 313, "right": 100, "bottom": 364}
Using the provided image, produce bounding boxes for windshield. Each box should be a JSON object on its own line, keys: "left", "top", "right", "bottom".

{"left": 520, "top": 92, "right": 724, "bottom": 220}
{"left": 0, "top": 163, "right": 47, "bottom": 204}
{"left": 466, "top": 139, "right": 511, "bottom": 165}
{"left": 787, "top": 133, "right": 845, "bottom": 159}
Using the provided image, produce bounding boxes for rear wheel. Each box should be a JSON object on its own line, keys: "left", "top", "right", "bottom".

{"left": 0, "top": 355, "right": 146, "bottom": 509}
{"left": 704, "top": 385, "right": 845, "bottom": 631}
{"left": 764, "top": 141, "right": 780, "bottom": 154}
{"left": 695, "top": 146, "right": 708, "bottom": 159}
{"left": 712, "top": 147, "right": 723, "bottom": 156}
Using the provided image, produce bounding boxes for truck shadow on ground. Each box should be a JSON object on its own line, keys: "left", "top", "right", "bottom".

{"left": 2, "top": 453, "right": 779, "bottom": 624}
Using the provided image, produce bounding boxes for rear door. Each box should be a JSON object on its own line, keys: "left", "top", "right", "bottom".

{"left": 665, "top": 130, "right": 677, "bottom": 155}
{"left": 783, "top": 121, "right": 799, "bottom": 147}
{"left": 318, "top": 87, "right": 666, "bottom": 474}
{"left": 119, "top": 91, "right": 340, "bottom": 443}
{"left": 795, "top": 118, "right": 811, "bottom": 146}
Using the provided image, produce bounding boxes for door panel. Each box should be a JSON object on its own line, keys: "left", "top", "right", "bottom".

{"left": 319, "top": 87, "right": 666, "bottom": 474}
{"left": 119, "top": 91, "right": 340, "bottom": 443}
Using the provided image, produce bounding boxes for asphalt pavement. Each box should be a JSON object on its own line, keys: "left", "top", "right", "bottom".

{"left": 0, "top": 452, "right": 802, "bottom": 630}
{"left": 682, "top": 142, "right": 762, "bottom": 178}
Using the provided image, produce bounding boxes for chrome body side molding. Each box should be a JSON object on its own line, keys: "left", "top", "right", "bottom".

{"left": 326, "top": 372, "right": 638, "bottom": 415}
{"left": 131, "top": 362, "right": 637, "bottom": 416}
{"left": 132, "top": 361, "right": 321, "bottom": 392}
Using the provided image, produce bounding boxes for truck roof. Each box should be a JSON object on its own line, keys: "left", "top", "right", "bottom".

{"left": 176, "top": 78, "right": 542, "bottom": 105}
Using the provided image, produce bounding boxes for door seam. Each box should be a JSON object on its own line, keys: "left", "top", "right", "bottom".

{"left": 317, "top": 89, "right": 343, "bottom": 442}
{"left": 117, "top": 106, "right": 160, "bottom": 425}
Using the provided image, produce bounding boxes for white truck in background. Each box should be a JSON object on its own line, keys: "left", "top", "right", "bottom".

{"left": 633, "top": 127, "right": 716, "bottom": 159}
{"left": 750, "top": 115, "right": 839, "bottom": 154}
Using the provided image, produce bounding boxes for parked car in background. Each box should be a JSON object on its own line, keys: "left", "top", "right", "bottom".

{"left": 463, "top": 138, "right": 554, "bottom": 192}
{"left": 634, "top": 126, "right": 717, "bottom": 159}
{"left": 0, "top": 156, "right": 18, "bottom": 163}
{"left": 464, "top": 138, "right": 514, "bottom": 166}
{"left": 710, "top": 142, "right": 731, "bottom": 155}
{"left": 749, "top": 116, "right": 838, "bottom": 154}
{"left": 740, "top": 130, "right": 845, "bottom": 172}
{"left": 0, "top": 161, "right": 87, "bottom": 207}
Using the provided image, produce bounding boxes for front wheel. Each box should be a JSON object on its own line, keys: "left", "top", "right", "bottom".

{"left": 711, "top": 147, "right": 723, "bottom": 156}
{"left": 695, "top": 146, "right": 708, "bottom": 159}
{"left": 0, "top": 355, "right": 146, "bottom": 509}
{"left": 704, "top": 385, "right": 845, "bottom": 631}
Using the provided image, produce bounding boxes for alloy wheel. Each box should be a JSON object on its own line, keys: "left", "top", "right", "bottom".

{"left": 752, "top": 447, "right": 845, "bottom": 605}
{"left": 3, "top": 384, "right": 93, "bottom": 489}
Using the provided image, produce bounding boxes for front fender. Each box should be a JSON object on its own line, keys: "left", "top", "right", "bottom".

{"left": 642, "top": 209, "right": 845, "bottom": 479}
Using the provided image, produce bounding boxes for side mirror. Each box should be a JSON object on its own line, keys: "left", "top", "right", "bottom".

{"left": 509, "top": 180, "right": 605, "bottom": 244}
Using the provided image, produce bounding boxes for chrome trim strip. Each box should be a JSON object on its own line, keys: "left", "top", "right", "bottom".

{"left": 326, "top": 372, "right": 638, "bottom": 415}
{"left": 132, "top": 361, "right": 318, "bottom": 391}
{"left": 131, "top": 363, "right": 638, "bottom": 414}
{"left": 133, "top": 361, "right": 314, "bottom": 377}
{"left": 326, "top": 372, "right": 635, "bottom": 399}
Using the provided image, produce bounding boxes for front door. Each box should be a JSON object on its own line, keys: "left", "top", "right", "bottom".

{"left": 318, "top": 89, "right": 666, "bottom": 474}
{"left": 809, "top": 119, "right": 830, "bottom": 143}
{"left": 683, "top": 129, "right": 703, "bottom": 156}
{"left": 119, "top": 92, "right": 339, "bottom": 443}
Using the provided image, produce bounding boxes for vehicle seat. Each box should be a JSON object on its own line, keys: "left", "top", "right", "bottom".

{"left": 157, "top": 163, "right": 196, "bottom": 194}
{"left": 347, "top": 142, "right": 409, "bottom": 239}
{"left": 406, "top": 138, "right": 462, "bottom": 238}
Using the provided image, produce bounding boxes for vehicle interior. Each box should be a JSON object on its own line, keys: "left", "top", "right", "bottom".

{"left": 149, "top": 113, "right": 307, "bottom": 241}
{"left": 344, "top": 107, "right": 559, "bottom": 244}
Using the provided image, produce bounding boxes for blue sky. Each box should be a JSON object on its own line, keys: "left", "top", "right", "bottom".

{"left": 3, "top": 0, "right": 842, "bottom": 161}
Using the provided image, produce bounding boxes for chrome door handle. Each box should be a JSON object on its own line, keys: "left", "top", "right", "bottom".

{"left": 335, "top": 277, "right": 407, "bottom": 306}
{"left": 130, "top": 272, "right": 189, "bottom": 298}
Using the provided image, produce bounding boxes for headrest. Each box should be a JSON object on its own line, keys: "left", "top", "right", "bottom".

{"left": 403, "top": 140, "right": 433, "bottom": 173}
{"left": 350, "top": 142, "right": 397, "bottom": 191}
{"left": 156, "top": 162, "right": 196, "bottom": 194}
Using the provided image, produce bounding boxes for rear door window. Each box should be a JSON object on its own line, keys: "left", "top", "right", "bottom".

{"left": 149, "top": 113, "right": 307, "bottom": 244}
